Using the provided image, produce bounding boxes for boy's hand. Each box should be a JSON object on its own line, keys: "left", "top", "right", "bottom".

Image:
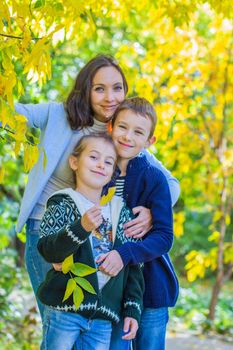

{"left": 123, "top": 206, "right": 152, "bottom": 238}
{"left": 81, "top": 205, "right": 103, "bottom": 232}
{"left": 96, "top": 250, "right": 123, "bottom": 276}
{"left": 122, "top": 317, "right": 138, "bottom": 340}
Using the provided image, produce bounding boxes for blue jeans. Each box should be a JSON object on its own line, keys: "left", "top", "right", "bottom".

{"left": 110, "top": 319, "right": 131, "bottom": 350}
{"left": 25, "top": 219, "right": 51, "bottom": 320}
{"left": 133, "top": 307, "right": 169, "bottom": 350}
{"left": 42, "top": 308, "right": 112, "bottom": 350}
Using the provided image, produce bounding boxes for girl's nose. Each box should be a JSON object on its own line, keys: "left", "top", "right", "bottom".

{"left": 97, "top": 160, "right": 105, "bottom": 169}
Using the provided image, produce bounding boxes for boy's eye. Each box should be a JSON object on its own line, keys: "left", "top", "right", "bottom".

{"left": 118, "top": 124, "right": 126, "bottom": 129}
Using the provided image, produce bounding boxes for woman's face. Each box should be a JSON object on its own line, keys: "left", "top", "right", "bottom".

{"left": 90, "top": 66, "right": 125, "bottom": 123}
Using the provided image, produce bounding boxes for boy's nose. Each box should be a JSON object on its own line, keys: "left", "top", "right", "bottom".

{"left": 124, "top": 132, "right": 132, "bottom": 141}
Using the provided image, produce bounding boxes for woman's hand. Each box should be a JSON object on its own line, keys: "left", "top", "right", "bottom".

{"left": 123, "top": 206, "right": 152, "bottom": 239}
{"left": 122, "top": 317, "right": 138, "bottom": 340}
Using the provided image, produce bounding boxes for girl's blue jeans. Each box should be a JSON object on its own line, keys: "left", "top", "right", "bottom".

{"left": 41, "top": 309, "right": 112, "bottom": 350}
{"left": 110, "top": 307, "right": 168, "bottom": 350}
{"left": 25, "top": 219, "right": 51, "bottom": 320}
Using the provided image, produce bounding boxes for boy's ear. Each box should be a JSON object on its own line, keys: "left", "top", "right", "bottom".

{"left": 145, "top": 135, "right": 156, "bottom": 148}
{"left": 69, "top": 155, "right": 78, "bottom": 171}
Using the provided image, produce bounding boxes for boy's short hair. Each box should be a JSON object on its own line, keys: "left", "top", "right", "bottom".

{"left": 112, "top": 97, "right": 157, "bottom": 138}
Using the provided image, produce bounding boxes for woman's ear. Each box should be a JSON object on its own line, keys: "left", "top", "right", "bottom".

{"left": 69, "top": 155, "right": 79, "bottom": 171}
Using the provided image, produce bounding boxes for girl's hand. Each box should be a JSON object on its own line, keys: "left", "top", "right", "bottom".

{"left": 52, "top": 263, "right": 62, "bottom": 271}
{"left": 123, "top": 206, "right": 152, "bottom": 239}
{"left": 122, "top": 317, "right": 138, "bottom": 340}
{"left": 96, "top": 250, "right": 123, "bottom": 276}
{"left": 81, "top": 205, "right": 103, "bottom": 231}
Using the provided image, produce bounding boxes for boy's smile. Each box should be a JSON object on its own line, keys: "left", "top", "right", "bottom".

{"left": 112, "top": 109, "right": 155, "bottom": 164}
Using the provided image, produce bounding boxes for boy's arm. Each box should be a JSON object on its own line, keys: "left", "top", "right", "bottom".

{"left": 14, "top": 103, "right": 52, "bottom": 129}
{"left": 37, "top": 196, "right": 91, "bottom": 263}
{"left": 142, "top": 149, "right": 180, "bottom": 206}
{"left": 116, "top": 170, "right": 173, "bottom": 265}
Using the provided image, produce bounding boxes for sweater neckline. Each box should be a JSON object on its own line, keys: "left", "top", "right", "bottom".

{"left": 72, "top": 118, "right": 108, "bottom": 134}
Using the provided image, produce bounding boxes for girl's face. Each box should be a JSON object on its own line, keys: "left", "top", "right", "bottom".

{"left": 90, "top": 66, "right": 125, "bottom": 123}
{"left": 70, "top": 138, "right": 117, "bottom": 191}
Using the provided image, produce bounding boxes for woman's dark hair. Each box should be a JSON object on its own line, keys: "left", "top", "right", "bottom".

{"left": 65, "top": 55, "right": 128, "bottom": 130}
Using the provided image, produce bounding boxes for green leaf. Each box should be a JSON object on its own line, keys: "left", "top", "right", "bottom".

{"left": 73, "top": 285, "right": 84, "bottom": 310}
{"left": 70, "top": 262, "right": 96, "bottom": 277}
{"left": 74, "top": 277, "right": 96, "bottom": 294}
{"left": 62, "top": 254, "right": 74, "bottom": 274}
{"left": 62, "top": 278, "right": 76, "bottom": 302}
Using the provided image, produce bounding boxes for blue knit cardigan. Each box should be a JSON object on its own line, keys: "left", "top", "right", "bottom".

{"left": 112, "top": 153, "right": 179, "bottom": 308}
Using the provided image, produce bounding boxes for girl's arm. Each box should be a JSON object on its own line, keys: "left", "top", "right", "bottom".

{"left": 142, "top": 149, "right": 180, "bottom": 206}
{"left": 37, "top": 196, "right": 91, "bottom": 263}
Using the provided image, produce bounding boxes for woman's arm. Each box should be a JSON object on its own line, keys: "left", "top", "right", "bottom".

{"left": 14, "top": 102, "right": 52, "bottom": 129}
{"left": 143, "top": 149, "right": 180, "bottom": 206}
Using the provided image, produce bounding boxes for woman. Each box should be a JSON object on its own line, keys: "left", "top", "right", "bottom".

{"left": 15, "top": 54, "right": 179, "bottom": 321}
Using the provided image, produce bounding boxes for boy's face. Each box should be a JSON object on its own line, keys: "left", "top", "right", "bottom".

{"left": 112, "top": 109, "right": 155, "bottom": 161}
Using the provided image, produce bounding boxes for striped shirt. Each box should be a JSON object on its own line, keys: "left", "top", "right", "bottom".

{"left": 115, "top": 176, "right": 126, "bottom": 198}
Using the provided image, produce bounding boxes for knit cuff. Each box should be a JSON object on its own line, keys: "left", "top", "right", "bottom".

{"left": 116, "top": 244, "right": 131, "bottom": 266}
{"left": 66, "top": 219, "right": 91, "bottom": 245}
{"left": 122, "top": 301, "right": 142, "bottom": 325}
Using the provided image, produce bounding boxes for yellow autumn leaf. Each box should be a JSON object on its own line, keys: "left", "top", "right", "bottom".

{"left": 62, "top": 278, "right": 76, "bottom": 302}
{"left": 62, "top": 254, "right": 74, "bottom": 274}
{"left": 100, "top": 187, "right": 116, "bottom": 206}
{"left": 73, "top": 285, "right": 84, "bottom": 310}
{"left": 0, "top": 166, "right": 5, "bottom": 184}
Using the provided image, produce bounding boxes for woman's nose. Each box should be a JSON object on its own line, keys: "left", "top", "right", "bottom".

{"left": 104, "top": 89, "right": 114, "bottom": 102}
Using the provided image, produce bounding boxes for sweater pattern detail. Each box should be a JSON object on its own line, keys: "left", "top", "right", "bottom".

{"left": 124, "top": 300, "right": 141, "bottom": 313}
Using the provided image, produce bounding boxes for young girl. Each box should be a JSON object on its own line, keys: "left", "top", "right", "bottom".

{"left": 37, "top": 134, "right": 144, "bottom": 350}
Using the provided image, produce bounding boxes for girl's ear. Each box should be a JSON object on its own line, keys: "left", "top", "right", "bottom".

{"left": 69, "top": 155, "right": 78, "bottom": 171}
{"left": 145, "top": 135, "right": 156, "bottom": 148}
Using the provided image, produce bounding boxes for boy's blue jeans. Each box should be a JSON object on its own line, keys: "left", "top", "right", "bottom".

{"left": 25, "top": 219, "right": 51, "bottom": 320}
{"left": 110, "top": 307, "right": 168, "bottom": 350}
{"left": 42, "top": 308, "right": 112, "bottom": 350}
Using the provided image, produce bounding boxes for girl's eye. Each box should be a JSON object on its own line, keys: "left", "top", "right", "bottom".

{"left": 105, "top": 160, "right": 113, "bottom": 166}
{"left": 90, "top": 155, "right": 97, "bottom": 160}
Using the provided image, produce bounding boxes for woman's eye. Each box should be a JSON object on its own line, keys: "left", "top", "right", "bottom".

{"left": 114, "top": 85, "right": 123, "bottom": 91}
{"left": 94, "top": 87, "right": 104, "bottom": 92}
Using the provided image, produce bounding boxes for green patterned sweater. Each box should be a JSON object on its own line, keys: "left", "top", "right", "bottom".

{"left": 37, "top": 190, "right": 144, "bottom": 324}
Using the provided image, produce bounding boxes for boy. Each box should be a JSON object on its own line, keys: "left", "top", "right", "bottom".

{"left": 97, "top": 97, "right": 179, "bottom": 350}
